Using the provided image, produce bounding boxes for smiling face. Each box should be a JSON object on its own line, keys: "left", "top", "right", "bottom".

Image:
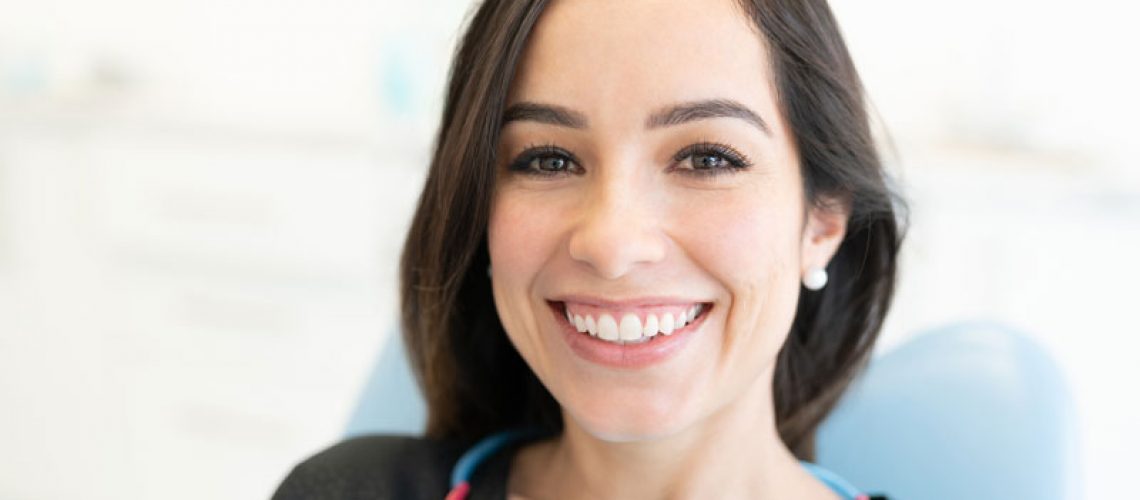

{"left": 487, "top": 0, "right": 847, "bottom": 441}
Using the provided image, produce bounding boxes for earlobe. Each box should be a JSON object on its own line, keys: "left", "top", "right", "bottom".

{"left": 800, "top": 197, "right": 850, "bottom": 277}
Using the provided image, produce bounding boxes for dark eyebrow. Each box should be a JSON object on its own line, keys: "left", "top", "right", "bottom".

{"left": 646, "top": 99, "right": 772, "bottom": 136}
{"left": 502, "top": 102, "right": 588, "bottom": 128}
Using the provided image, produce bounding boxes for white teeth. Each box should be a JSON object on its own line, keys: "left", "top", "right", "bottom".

{"left": 566, "top": 304, "right": 706, "bottom": 342}
{"left": 573, "top": 315, "right": 586, "bottom": 333}
{"left": 643, "top": 314, "right": 659, "bottom": 337}
{"left": 619, "top": 314, "right": 642, "bottom": 341}
{"left": 597, "top": 314, "right": 619, "bottom": 341}
{"left": 660, "top": 313, "right": 675, "bottom": 335}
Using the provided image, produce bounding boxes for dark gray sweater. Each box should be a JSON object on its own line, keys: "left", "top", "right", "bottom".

{"left": 271, "top": 435, "right": 512, "bottom": 500}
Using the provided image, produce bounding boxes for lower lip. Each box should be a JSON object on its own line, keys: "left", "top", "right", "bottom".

{"left": 549, "top": 301, "right": 709, "bottom": 370}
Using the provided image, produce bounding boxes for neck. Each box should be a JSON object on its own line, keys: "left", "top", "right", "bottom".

{"left": 509, "top": 367, "right": 838, "bottom": 500}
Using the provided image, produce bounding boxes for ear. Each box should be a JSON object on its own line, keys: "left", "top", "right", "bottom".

{"left": 800, "top": 196, "right": 850, "bottom": 276}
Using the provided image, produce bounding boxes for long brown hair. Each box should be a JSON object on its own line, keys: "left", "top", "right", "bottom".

{"left": 399, "top": 0, "right": 904, "bottom": 460}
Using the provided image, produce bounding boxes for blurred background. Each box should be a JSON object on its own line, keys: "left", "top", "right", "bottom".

{"left": 0, "top": 0, "right": 1136, "bottom": 498}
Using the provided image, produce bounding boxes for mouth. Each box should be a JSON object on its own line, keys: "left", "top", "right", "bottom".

{"left": 547, "top": 299, "right": 713, "bottom": 345}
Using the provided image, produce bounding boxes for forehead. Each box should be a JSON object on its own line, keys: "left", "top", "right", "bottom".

{"left": 508, "top": 0, "right": 776, "bottom": 126}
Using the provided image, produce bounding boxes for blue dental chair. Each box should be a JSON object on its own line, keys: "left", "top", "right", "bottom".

{"left": 345, "top": 322, "right": 1081, "bottom": 499}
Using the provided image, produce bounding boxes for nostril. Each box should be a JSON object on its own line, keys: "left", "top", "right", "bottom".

{"left": 566, "top": 216, "right": 668, "bottom": 280}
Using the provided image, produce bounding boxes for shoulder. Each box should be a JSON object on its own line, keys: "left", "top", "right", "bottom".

{"left": 271, "top": 434, "right": 465, "bottom": 500}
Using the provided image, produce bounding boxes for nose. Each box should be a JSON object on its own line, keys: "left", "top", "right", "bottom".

{"left": 566, "top": 172, "right": 667, "bottom": 280}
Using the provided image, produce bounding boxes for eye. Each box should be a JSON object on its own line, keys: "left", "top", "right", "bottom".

{"left": 673, "top": 142, "right": 753, "bottom": 176}
{"left": 508, "top": 145, "right": 581, "bottom": 177}
{"left": 693, "top": 152, "right": 730, "bottom": 169}
{"left": 537, "top": 155, "right": 569, "bottom": 172}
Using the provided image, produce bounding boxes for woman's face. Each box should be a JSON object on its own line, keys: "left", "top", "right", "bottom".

{"left": 488, "top": 0, "right": 846, "bottom": 440}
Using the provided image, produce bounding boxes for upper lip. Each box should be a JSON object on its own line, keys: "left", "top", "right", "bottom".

{"left": 549, "top": 295, "right": 710, "bottom": 308}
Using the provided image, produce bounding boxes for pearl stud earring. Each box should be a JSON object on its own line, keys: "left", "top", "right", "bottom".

{"left": 803, "top": 267, "right": 828, "bottom": 291}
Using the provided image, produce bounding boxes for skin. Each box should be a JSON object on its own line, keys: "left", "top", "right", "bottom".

{"left": 486, "top": 0, "right": 848, "bottom": 498}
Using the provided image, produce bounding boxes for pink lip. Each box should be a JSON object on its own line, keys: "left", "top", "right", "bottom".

{"left": 546, "top": 299, "right": 711, "bottom": 370}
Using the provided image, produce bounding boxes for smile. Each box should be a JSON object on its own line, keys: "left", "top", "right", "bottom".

{"left": 561, "top": 302, "right": 708, "bottom": 344}
{"left": 547, "top": 298, "right": 713, "bottom": 369}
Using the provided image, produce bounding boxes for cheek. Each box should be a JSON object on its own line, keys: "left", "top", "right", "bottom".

{"left": 488, "top": 192, "right": 563, "bottom": 280}
{"left": 677, "top": 188, "right": 803, "bottom": 292}
{"left": 675, "top": 187, "right": 804, "bottom": 370}
{"left": 487, "top": 191, "right": 566, "bottom": 351}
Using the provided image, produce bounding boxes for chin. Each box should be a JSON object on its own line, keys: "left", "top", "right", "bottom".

{"left": 560, "top": 387, "right": 705, "bottom": 443}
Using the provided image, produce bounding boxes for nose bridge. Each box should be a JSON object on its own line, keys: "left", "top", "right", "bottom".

{"left": 567, "top": 163, "right": 666, "bottom": 279}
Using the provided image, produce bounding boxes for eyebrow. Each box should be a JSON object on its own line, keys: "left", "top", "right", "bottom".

{"left": 501, "top": 98, "right": 771, "bottom": 136}
{"left": 646, "top": 99, "right": 772, "bottom": 136}
{"left": 502, "top": 102, "right": 588, "bottom": 128}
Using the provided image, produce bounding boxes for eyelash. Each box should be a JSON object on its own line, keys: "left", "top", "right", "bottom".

{"left": 671, "top": 141, "right": 754, "bottom": 176}
{"left": 507, "top": 144, "right": 583, "bottom": 177}
{"left": 506, "top": 141, "right": 754, "bottom": 178}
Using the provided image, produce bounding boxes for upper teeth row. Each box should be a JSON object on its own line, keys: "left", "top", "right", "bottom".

{"left": 565, "top": 305, "right": 704, "bottom": 343}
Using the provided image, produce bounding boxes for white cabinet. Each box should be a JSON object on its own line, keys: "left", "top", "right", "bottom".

{"left": 0, "top": 118, "right": 428, "bottom": 500}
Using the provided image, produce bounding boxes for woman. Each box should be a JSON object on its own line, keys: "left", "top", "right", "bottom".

{"left": 275, "top": 0, "right": 902, "bottom": 498}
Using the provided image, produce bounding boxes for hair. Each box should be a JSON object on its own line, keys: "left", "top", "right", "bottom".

{"left": 399, "top": 0, "right": 905, "bottom": 460}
